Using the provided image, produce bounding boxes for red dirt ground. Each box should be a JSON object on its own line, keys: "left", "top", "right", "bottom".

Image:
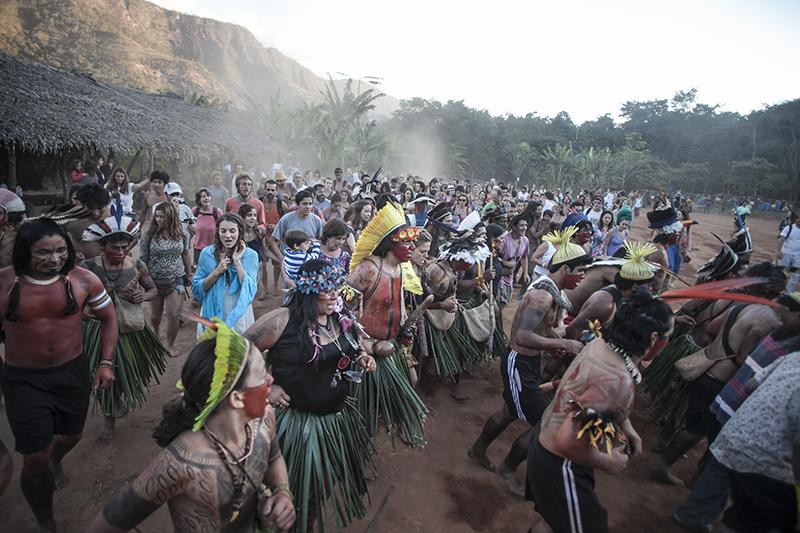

{"left": 0, "top": 211, "right": 781, "bottom": 532}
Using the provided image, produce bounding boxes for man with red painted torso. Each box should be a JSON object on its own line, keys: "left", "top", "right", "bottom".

{"left": 0, "top": 218, "right": 118, "bottom": 532}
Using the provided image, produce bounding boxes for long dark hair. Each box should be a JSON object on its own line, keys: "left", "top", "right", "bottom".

{"left": 152, "top": 338, "right": 251, "bottom": 447}
{"left": 7, "top": 218, "right": 78, "bottom": 321}
{"left": 604, "top": 290, "right": 673, "bottom": 356}
{"left": 214, "top": 213, "right": 245, "bottom": 262}
{"left": 284, "top": 259, "right": 357, "bottom": 362}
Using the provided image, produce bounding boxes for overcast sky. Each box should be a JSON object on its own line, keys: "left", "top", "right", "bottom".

{"left": 152, "top": 0, "right": 800, "bottom": 122}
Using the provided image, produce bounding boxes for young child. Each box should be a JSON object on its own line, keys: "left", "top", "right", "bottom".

{"left": 282, "top": 229, "right": 320, "bottom": 287}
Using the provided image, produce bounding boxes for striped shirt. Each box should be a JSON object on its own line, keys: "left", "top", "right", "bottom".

{"left": 282, "top": 242, "right": 321, "bottom": 282}
{"left": 710, "top": 332, "right": 800, "bottom": 425}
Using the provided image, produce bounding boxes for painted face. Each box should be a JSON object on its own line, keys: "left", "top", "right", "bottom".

{"left": 391, "top": 240, "right": 415, "bottom": 262}
{"left": 101, "top": 239, "right": 131, "bottom": 265}
{"left": 317, "top": 289, "right": 338, "bottom": 315}
{"left": 237, "top": 178, "right": 253, "bottom": 197}
{"left": 218, "top": 220, "right": 240, "bottom": 249}
{"left": 643, "top": 324, "right": 673, "bottom": 361}
{"left": 562, "top": 265, "right": 587, "bottom": 290}
{"left": 576, "top": 227, "right": 592, "bottom": 244}
{"left": 30, "top": 234, "right": 69, "bottom": 276}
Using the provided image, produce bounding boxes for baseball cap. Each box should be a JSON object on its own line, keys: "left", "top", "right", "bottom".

{"left": 165, "top": 183, "right": 183, "bottom": 196}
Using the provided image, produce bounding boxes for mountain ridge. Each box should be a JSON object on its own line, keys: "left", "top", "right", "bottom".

{"left": 0, "top": 0, "right": 398, "bottom": 117}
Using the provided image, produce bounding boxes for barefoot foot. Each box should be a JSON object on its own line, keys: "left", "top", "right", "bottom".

{"left": 467, "top": 445, "right": 495, "bottom": 472}
{"left": 100, "top": 417, "right": 115, "bottom": 440}
{"left": 51, "top": 463, "right": 68, "bottom": 490}
{"left": 497, "top": 466, "right": 525, "bottom": 497}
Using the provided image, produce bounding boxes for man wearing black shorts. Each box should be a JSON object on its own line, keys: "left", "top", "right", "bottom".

{"left": 469, "top": 228, "right": 589, "bottom": 496}
{"left": 0, "top": 218, "right": 117, "bottom": 532}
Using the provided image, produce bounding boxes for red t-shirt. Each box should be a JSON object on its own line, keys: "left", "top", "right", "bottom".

{"left": 225, "top": 197, "right": 266, "bottom": 227}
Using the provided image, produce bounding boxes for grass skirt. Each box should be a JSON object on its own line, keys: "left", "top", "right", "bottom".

{"left": 456, "top": 298, "right": 492, "bottom": 368}
{"left": 83, "top": 319, "right": 169, "bottom": 417}
{"left": 424, "top": 320, "right": 463, "bottom": 377}
{"left": 275, "top": 398, "right": 374, "bottom": 533}
{"left": 492, "top": 311, "right": 509, "bottom": 359}
{"left": 352, "top": 347, "right": 427, "bottom": 447}
{"left": 642, "top": 332, "right": 698, "bottom": 432}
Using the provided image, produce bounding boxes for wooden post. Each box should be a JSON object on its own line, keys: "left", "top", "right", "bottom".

{"left": 7, "top": 144, "right": 16, "bottom": 189}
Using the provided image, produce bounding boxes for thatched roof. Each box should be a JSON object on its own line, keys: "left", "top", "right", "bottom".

{"left": 0, "top": 52, "right": 277, "bottom": 159}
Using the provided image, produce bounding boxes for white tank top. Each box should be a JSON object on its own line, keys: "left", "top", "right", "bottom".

{"left": 533, "top": 242, "right": 556, "bottom": 277}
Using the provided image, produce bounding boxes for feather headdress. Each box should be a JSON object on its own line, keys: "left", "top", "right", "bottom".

{"left": 619, "top": 241, "right": 657, "bottom": 281}
{"left": 438, "top": 233, "right": 491, "bottom": 265}
{"left": 32, "top": 204, "right": 90, "bottom": 226}
{"left": 660, "top": 277, "right": 780, "bottom": 308}
{"left": 350, "top": 202, "right": 407, "bottom": 271}
{"left": 82, "top": 203, "right": 141, "bottom": 242}
{"left": 189, "top": 317, "right": 250, "bottom": 431}
{"left": 543, "top": 226, "right": 588, "bottom": 267}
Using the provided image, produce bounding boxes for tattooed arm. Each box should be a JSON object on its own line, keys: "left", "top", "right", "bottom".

{"left": 511, "top": 291, "right": 582, "bottom": 355}
{"left": 345, "top": 260, "right": 379, "bottom": 315}
{"left": 243, "top": 307, "right": 290, "bottom": 363}
{"left": 87, "top": 446, "right": 194, "bottom": 532}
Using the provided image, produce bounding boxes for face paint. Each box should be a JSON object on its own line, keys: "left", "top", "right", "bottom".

{"left": 562, "top": 273, "right": 583, "bottom": 290}
{"left": 241, "top": 378, "right": 272, "bottom": 419}
{"left": 391, "top": 241, "right": 414, "bottom": 262}
{"left": 643, "top": 336, "right": 668, "bottom": 361}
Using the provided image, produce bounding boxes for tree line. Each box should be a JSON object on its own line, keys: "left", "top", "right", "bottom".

{"left": 263, "top": 82, "right": 799, "bottom": 200}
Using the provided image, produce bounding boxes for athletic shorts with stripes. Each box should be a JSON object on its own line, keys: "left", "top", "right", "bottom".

{"left": 500, "top": 349, "right": 548, "bottom": 424}
{"left": 527, "top": 436, "right": 609, "bottom": 533}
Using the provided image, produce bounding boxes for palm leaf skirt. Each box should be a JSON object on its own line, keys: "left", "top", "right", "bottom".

{"left": 351, "top": 347, "right": 428, "bottom": 447}
{"left": 83, "top": 319, "right": 169, "bottom": 417}
{"left": 275, "top": 398, "right": 374, "bottom": 533}
{"left": 642, "top": 333, "right": 699, "bottom": 432}
{"left": 424, "top": 320, "right": 463, "bottom": 377}
{"left": 491, "top": 312, "right": 509, "bottom": 359}
{"left": 453, "top": 305, "right": 491, "bottom": 368}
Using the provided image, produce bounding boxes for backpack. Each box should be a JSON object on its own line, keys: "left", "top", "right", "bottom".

{"left": 193, "top": 207, "right": 220, "bottom": 220}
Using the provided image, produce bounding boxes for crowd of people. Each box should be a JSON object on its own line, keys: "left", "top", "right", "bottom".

{"left": 0, "top": 163, "right": 797, "bottom": 533}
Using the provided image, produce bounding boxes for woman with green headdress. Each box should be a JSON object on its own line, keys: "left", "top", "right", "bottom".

{"left": 88, "top": 318, "right": 295, "bottom": 533}
{"left": 245, "top": 259, "right": 377, "bottom": 533}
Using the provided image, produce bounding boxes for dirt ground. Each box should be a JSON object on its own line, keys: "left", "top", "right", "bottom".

{"left": 0, "top": 211, "right": 782, "bottom": 532}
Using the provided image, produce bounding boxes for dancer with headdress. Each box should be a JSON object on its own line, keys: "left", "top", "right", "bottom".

{"left": 469, "top": 227, "right": 590, "bottom": 496}
{"left": 89, "top": 319, "right": 295, "bottom": 533}
{"left": 245, "top": 260, "right": 376, "bottom": 532}
{"left": 423, "top": 228, "right": 492, "bottom": 397}
{"left": 645, "top": 205, "right": 683, "bottom": 293}
{"left": 81, "top": 209, "right": 170, "bottom": 439}
{"left": 565, "top": 241, "right": 658, "bottom": 340}
{"left": 424, "top": 201, "right": 457, "bottom": 258}
{"left": 345, "top": 202, "right": 429, "bottom": 446}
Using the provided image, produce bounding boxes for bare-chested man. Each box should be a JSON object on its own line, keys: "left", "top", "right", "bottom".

{"left": 563, "top": 263, "right": 620, "bottom": 316}
{"left": 65, "top": 183, "right": 110, "bottom": 261}
{"left": 528, "top": 293, "right": 673, "bottom": 533}
{"left": 566, "top": 242, "right": 656, "bottom": 340}
{"left": 139, "top": 170, "right": 169, "bottom": 226}
{"left": 469, "top": 228, "right": 590, "bottom": 496}
{"left": 346, "top": 203, "right": 428, "bottom": 445}
{"left": 657, "top": 263, "right": 789, "bottom": 486}
{"left": 0, "top": 218, "right": 117, "bottom": 532}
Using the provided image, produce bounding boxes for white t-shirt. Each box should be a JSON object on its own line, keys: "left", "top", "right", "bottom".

{"left": 780, "top": 223, "right": 800, "bottom": 256}
{"left": 542, "top": 199, "right": 556, "bottom": 213}
{"left": 586, "top": 209, "right": 602, "bottom": 224}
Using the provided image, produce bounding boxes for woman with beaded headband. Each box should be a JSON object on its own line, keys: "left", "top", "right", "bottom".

{"left": 89, "top": 319, "right": 295, "bottom": 532}
{"left": 244, "top": 260, "right": 377, "bottom": 532}
{"left": 81, "top": 211, "right": 170, "bottom": 439}
{"left": 345, "top": 202, "right": 429, "bottom": 447}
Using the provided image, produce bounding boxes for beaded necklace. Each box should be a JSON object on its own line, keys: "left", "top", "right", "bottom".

{"left": 604, "top": 340, "right": 642, "bottom": 385}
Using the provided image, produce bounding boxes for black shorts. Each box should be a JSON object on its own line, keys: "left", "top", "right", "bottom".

{"left": 527, "top": 437, "right": 609, "bottom": 533}
{"left": 501, "top": 350, "right": 548, "bottom": 424}
{"left": 2, "top": 353, "right": 91, "bottom": 454}
{"left": 685, "top": 374, "right": 725, "bottom": 438}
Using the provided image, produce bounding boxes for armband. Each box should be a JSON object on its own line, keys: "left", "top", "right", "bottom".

{"left": 87, "top": 288, "right": 112, "bottom": 310}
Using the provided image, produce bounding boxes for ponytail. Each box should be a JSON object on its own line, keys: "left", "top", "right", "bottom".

{"left": 152, "top": 397, "right": 199, "bottom": 448}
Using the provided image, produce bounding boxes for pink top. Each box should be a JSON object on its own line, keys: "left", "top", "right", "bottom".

{"left": 193, "top": 207, "right": 221, "bottom": 251}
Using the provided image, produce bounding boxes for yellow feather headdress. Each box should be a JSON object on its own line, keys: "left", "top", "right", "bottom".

{"left": 620, "top": 241, "right": 657, "bottom": 281}
{"left": 350, "top": 202, "right": 407, "bottom": 271}
{"left": 188, "top": 317, "right": 250, "bottom": 432}
{"left": 542, "top": 226, "right": 587, "bottom": 267}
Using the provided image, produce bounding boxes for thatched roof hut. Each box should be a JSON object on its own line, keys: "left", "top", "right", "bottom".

{"left": 0, "top": 52, "right": 275, "bottom": 159}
